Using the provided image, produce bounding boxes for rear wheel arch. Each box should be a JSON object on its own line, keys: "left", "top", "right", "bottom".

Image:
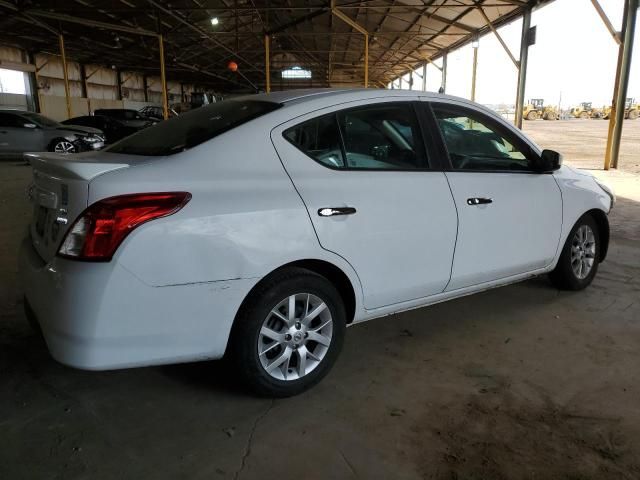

{"left": 237, "top": 259, "right": 357, "bottom": 327}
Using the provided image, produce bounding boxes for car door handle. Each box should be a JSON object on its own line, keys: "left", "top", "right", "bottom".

{"left": 318, "top": 207, "right": 357, "bottom": 217}
{"left": 467, "top": 197, "right": 493, "bottom": 206}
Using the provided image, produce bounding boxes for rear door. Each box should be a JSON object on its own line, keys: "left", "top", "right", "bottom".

{"left": 423, "top": 100, "right": 562, "bottom": 290}
{"left": 272, "top": 98, "right": 458, "bottom": 310}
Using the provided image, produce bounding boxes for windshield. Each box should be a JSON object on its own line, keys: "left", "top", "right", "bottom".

{"left": 107, "top": 99, "right": 281, "bottom": 156}
{"left": 20, "top": 112, "right": 61, "bottom": 128}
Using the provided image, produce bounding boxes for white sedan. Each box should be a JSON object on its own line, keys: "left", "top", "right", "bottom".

{"left": 20, "top": 89, "right": 614, "bottom": 396}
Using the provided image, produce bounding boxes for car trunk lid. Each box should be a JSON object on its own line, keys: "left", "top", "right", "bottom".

{"left": 25, "top": 152, "right": 133, "bottom": 262}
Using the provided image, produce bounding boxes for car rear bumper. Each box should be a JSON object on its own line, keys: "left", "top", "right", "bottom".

{"left": 19, "top": 236, "right": 257, "bottom": 370}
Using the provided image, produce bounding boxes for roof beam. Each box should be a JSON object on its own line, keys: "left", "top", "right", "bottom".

{"left": 27, "top": 9, "right": 157, "bottom": 36}
{"left": 475, "top": 3, "right": 519, "bottom": 68}
{"left": 146, "top": 0, "right": 262, "bottom": 74}
{"left": 590, "top": 0, "right": 622, "bottom": 45}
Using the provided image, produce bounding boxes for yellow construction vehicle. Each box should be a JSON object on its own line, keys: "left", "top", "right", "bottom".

{"left": 570, "top": 102, "right": 602, "bottom": 119}
{"left": 602, "top": 98, "right": 639, "bottom": 120}
{"left": 523, "top": 98, "right": 559, "bottom": 120}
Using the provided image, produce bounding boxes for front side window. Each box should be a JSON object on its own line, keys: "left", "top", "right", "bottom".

{"left": 432, "top": 104, "right": 533, "bottom": 171}
{"left": 107, "top": 100, "right": 281, "bottom": 156}
{"left": 284, "top": 102, "right": 427, "bottom": 170}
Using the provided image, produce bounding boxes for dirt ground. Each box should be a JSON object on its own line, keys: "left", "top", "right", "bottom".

{"left": 1, "top": 120, "right": 639, "bottom": 479}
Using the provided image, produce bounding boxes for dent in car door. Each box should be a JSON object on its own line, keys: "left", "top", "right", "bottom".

{"left": 271, "top": 99, "right": 458, "bottom": 310}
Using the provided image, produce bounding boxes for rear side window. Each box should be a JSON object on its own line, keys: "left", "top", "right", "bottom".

{"left": 0, "top": 113, "right": 24, "bottom": 128}
{"left": 283, "top": 114, "right": 344, "bottom": 168}
{"left": 284, "top": 102, "right": 428, "bottom": 170}
{"left": 107, "top": 100, "right": 281, "bottom": 156}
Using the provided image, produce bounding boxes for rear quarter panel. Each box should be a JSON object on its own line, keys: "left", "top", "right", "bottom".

{"left": 87, "top": 115, "right": 364, "bottom": 311}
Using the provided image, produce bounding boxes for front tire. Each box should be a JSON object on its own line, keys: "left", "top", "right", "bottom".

{"left": 229, "top": 267, "right": 346, "bottom": 397}
{"left": 49, "top": 138, "right": 76, "bottom": 154}
{"left": 549, "top": 214, "right": 600, "bottom": 290}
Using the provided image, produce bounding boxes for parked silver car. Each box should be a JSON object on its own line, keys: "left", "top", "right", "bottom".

{"left": 0, "top": 110, "right": 104, "bottom": 155}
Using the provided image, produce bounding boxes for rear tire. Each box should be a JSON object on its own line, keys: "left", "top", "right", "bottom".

{"left": 526, "top": 111, "right": 539, "bottom": 120}
{"left": 549, "top": 214, "right": 600, "bottom": 291}
{"left": 628, "top": 109, "right": 638, "bottom": 120}
{"left": 229, "top": 267, "right": 346, "bottom": 397}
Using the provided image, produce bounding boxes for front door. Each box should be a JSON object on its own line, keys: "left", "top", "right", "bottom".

{"left": 272, "top": 99, "right": 458, "bottom": 310}
{"left": 427, "top": 101, "right": 563, "bottom": 291}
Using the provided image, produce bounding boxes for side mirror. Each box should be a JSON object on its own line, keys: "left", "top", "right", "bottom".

{"left": 538, "top": 149, "right": 562, "bottom": 172}
{"left": 23, "top": 123, "right": 38, "bottom": 129}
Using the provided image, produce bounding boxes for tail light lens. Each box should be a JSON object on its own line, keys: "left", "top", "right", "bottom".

{"left": 58, "top": 192, "right": 191, "bottom": 261}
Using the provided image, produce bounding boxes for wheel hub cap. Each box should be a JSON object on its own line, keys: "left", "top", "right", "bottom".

{"left": 258, "top": 293, "right": 333, "bottom": 381}
{"left": 570, "top": 225, "right": 596, "bottom": 280}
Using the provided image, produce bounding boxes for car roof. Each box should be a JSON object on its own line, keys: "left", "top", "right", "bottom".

{"left": 241, "top": 88, "right": 448, "bottom": 106}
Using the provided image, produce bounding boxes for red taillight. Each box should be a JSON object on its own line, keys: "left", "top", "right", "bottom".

{"left": 58, "top": 192, "right": 191, "bottom": 261}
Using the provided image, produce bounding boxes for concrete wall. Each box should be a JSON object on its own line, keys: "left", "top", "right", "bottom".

{"left": 0, "top": 92, "right": 28, "bottom": 110}
{"left": 1, "top": 44, "right": 202, "bottom": 121}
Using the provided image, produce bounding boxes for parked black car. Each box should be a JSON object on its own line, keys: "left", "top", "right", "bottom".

{"left": 0, "top": 110, "right": 104, "bottom": 155}
{"left": 93, "top": 109, "right": 155, "bottom": 129}
{"left": 62, "top": 115, "right": 138, "bottom": 144}
{"left": 138, "top": 105, "right": 179, "bottom": 122}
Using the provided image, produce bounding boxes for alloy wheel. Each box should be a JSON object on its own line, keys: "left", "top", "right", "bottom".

{"left": 570, "top": 225, "right": 596, "bottom": 279}
{"left": 54, "top": 141, "right": 76, "bottom": 153}
{"left": 258, "top": 293, "right": 333, "bottom": 381}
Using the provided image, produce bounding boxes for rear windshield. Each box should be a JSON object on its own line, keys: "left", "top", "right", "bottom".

{"left": 106, "top": 100, "right": 282, "bottom": 156}
{"left": 21, "top": 112, "right": 61, "bottom": 128}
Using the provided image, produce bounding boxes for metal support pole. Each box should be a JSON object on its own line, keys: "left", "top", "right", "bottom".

{"left": 58, "top": 34, "right": 72, "bottom": 119}
{"left": 514, "top": 8, "right": 531, "bottom": 129}
{"left": 606, "top": 0, "right": 637, "bottom": 169}
{"left": 116, "top": 69, "right": 123, "bottom": 100}
{"left": 158, "top": 34, "right": 169, "bottom": 120}
{"left": 364, "top": 33, "right": 369, "bottom": 88}
{"left": 265, "top": 34, "right": 271, "bottom": 93}
{"left": 471, "top": 44, "right": 478, "bottom": 101}
{"left": 143, "top": 74, "right": 149, "bottom": 102}
{"left": 26, "top": 51, "right": 40, "bottom": 113}
{"left": 79, "top": 64, "right": 88, "bottom": 99}
{"left": 441, "top": 53, "right": 447, "bottom": 93}
{"left": 421, "top": 63, "right": 427, "bottom": 91}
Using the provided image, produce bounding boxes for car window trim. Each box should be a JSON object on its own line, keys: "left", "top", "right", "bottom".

{"left": 425, "top": 101, "right": 543, "bottom": 174}
{"left": 283, "top": 100, "right": 434, "bottom": 172}
{"left": 416, "top": 101, "right": 448, "bottom": 170}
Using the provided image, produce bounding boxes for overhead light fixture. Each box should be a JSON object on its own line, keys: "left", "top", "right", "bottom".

{"left": 210, "top": 17, "right": 219, "bottom": 26}
{"left": 471, "top": 38, "right": 479, "bottom": 48}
